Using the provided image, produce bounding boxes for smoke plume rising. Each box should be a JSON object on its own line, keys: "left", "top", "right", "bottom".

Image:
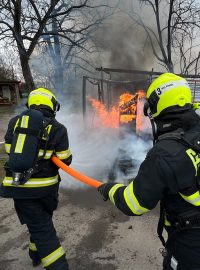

{"left": 57, "top": 107, "right": 152, "bottom": 189}
{"left": 93, "top": 0, "right": 158, "bottom": 79}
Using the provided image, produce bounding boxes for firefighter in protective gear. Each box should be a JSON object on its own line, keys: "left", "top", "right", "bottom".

{"left": 98, "top": 73, "right": 200, "bottom": 270}
{"left": 0, "top": 88, "right": 72, "bottom": 270}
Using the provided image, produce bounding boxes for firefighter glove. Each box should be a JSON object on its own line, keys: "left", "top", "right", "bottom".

{"left": 98, "top": 184, "right": 109, "bottom": 201}
{"left": 98, "top": 183, "right": 116, "bottom": 201}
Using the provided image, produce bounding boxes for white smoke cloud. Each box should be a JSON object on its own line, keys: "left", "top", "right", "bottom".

{"left": 57, "top": 107, "right": 152, "bottom": 189}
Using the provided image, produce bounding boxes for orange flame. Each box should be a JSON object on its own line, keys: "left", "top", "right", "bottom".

{"left": 137, "top": 89, "right": 146, "bottom": 98}
{"left": 88, "top": 90, "right": 146, "bottom": 129}
{"left": 136, "top": 90, "right": 147, "bottom": 132}
{"left": 88, "top": 97, "right": 119, "bottom": 128}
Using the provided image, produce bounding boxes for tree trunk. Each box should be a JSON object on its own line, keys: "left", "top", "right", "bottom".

{"left": 167, "top": 62, "right": 174, "bottom": 73}
{"left": 19, "top": 54, "right": 35, "bottom": 92}
{"left": 52, "top": 20, "right": 64, "bottom": 93}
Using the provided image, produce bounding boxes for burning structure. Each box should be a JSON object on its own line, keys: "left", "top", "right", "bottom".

{"left": 87, "top": 89, "right": 150, "bottom": 180}
{"left": 83, "top": 68, "right": 200, "bottom": 132}
{"left": 82, "top": 67, "right": 200, "bottom": 181}
{"left": 88, "top": 90, "right": 149, "bottom": 135}
{"left": 82, "top": 68, "right": 154, "bottom": 181}
{"left": 119, "top": 92, "right": 138, "bottom": 127}
{"left": 82, "top": 68, "right": 156, "bottom": 136}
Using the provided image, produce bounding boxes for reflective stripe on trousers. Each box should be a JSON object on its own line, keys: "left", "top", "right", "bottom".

{"left": 14, "top": 198, "right": 69, "bottom": 270}
{"left": 42, "top": 246, "right": 65, "bottom": 267}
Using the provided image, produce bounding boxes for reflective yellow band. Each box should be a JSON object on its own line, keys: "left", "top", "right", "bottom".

{"left": 38, "top": 149, "right": 53, "bottom": 159}
{"left": 186, "top": 148, "right": 200, "bottom": 176}
{"left": 46, "top": 124, "right": 52, "bottom": 134}
{"left": 14, "top": 118, "right": 19, "bottom": 132}
{"left": 29, "top": 242, "right": 37, "bottom": 251}
{"left": 14, "top": 115, "right": 29, "bottom": 153}
{"left": 124, "top": 182, "right": 149, "bottom": 215}
{"left": 56, "top": 149, "right": 72, "bottom": 160}
{"left": 164, "top": 217, "right": 171, "bottom": 227}
{"left": 5, "top": 143, "right": 11, "bottom": 153}
{"left": 30, "top": 90, "right": 55, "bottom": 99}
{"left": 21, "top": 115, "right": 29, "bottom": 128}
{"left": 108, "top": 184, "right": 124, "bottom": 205}
{"left": 3, "top": 175, "right": 59, "bottom": 188}
{"left": 42, "top": 124, "right": 52, "bottom": 140}
{"left": 42, "top": 246, "right": 65, "bottom": 267}
{"left": 14, "top": 134, "right": 26, "bottom": 153}
{"left": 179, "top": 190, "right": 200, "bottom": 206}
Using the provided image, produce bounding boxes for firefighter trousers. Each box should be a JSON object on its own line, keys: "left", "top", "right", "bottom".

{"left": 14, "top": 195, "right": 69, "bottom": 270}
{"left": 163, "top": 229, "right": 200, "bottom": 270}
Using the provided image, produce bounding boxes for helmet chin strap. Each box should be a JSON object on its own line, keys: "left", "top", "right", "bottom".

{"left": 143, "top": 101, "right": 158, "bottom": 144}
{"left": 150, "top": 119, "right": 158, "bottom": 145}
{"left": 55, "top": 101, "right": 60, "bottom": 114}
{"left": 146, "top": 108, "right": 158, "bottom": 145}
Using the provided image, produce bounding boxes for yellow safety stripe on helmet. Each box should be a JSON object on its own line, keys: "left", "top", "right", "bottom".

{"left": 3, "top": 175, "right": 59, "bottom": 188}
{"left": 147, "top": 80, "right": 189, "bottom": 98}
{"left": 186, "top": 148, "right": 200, "bottom": 176}
{"left": 147, "top": 73, "right": 192, "bottom": 117}
{"left": 38, "top": 149, "right": 53, "bottom": 159}
{"left": 14, "top": 118, "right": 19, "bottom": 132}
{"left": 108, "top": 184, "right": 125, "bottom": 205}
{"left": 29, "top": 89, "right": 56, "bottom": 99}
{"left": 56, "top": 149, "right": 72, "bottom": 160}
{"left": 154, "top": 83, "right": 191, "bottom": 117}
{"left": 179, "top": 190, "right": 200, "bottom": 206}
{"left": 28, "top": 88, "right": 56, "bottom": 111}
{"left": 124, "top": 182, "right": 149, "bottom": 215}
{"left": 42, "top": 246, "right": 65, "bottom": 267}
{"left": 5, "top": 143, "right": 11, "bottom": 154}
{"left": 14, "top": 115, "right": 29, "bottom": 153}
{"left": 29, "top": 242, "right": 37, "bottom": 251}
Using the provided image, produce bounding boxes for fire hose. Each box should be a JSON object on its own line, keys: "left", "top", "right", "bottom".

{"left": 51, "top": 155, "right": 103, "bottom": 189}
{"left": 0, "top": 143, "right": 103, "bottom": 188}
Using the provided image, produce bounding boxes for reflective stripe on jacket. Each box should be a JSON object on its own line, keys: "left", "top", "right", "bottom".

{"left": 3, "top": 176, "right": 59, "bottom": 188}
{"left": 104, "top": 122, "right": 200, "bottom": 218}
{"left": 1, "top": 112, "right": 72, "bottom": 199}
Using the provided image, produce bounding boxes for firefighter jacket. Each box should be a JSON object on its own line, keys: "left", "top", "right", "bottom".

{"left": 100, "top": 118, "right": 200, "bottom": 225}
{"left": 0, "top": 111, "right": 72, "bottom": 199}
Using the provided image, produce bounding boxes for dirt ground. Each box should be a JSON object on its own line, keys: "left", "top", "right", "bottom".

{"left": 0, "top": 186, "right": 163, "bottom": 270}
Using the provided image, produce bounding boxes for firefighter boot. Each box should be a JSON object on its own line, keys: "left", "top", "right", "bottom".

{"left": 29, "top": 249, "right": 41, "bottom": 267}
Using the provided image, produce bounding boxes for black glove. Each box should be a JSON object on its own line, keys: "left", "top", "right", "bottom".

{"left": 98, "top": 184, "right": 109, "bottom": 201}
{"left": 98, "top": 183, "right": 116, "bottom": 201}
